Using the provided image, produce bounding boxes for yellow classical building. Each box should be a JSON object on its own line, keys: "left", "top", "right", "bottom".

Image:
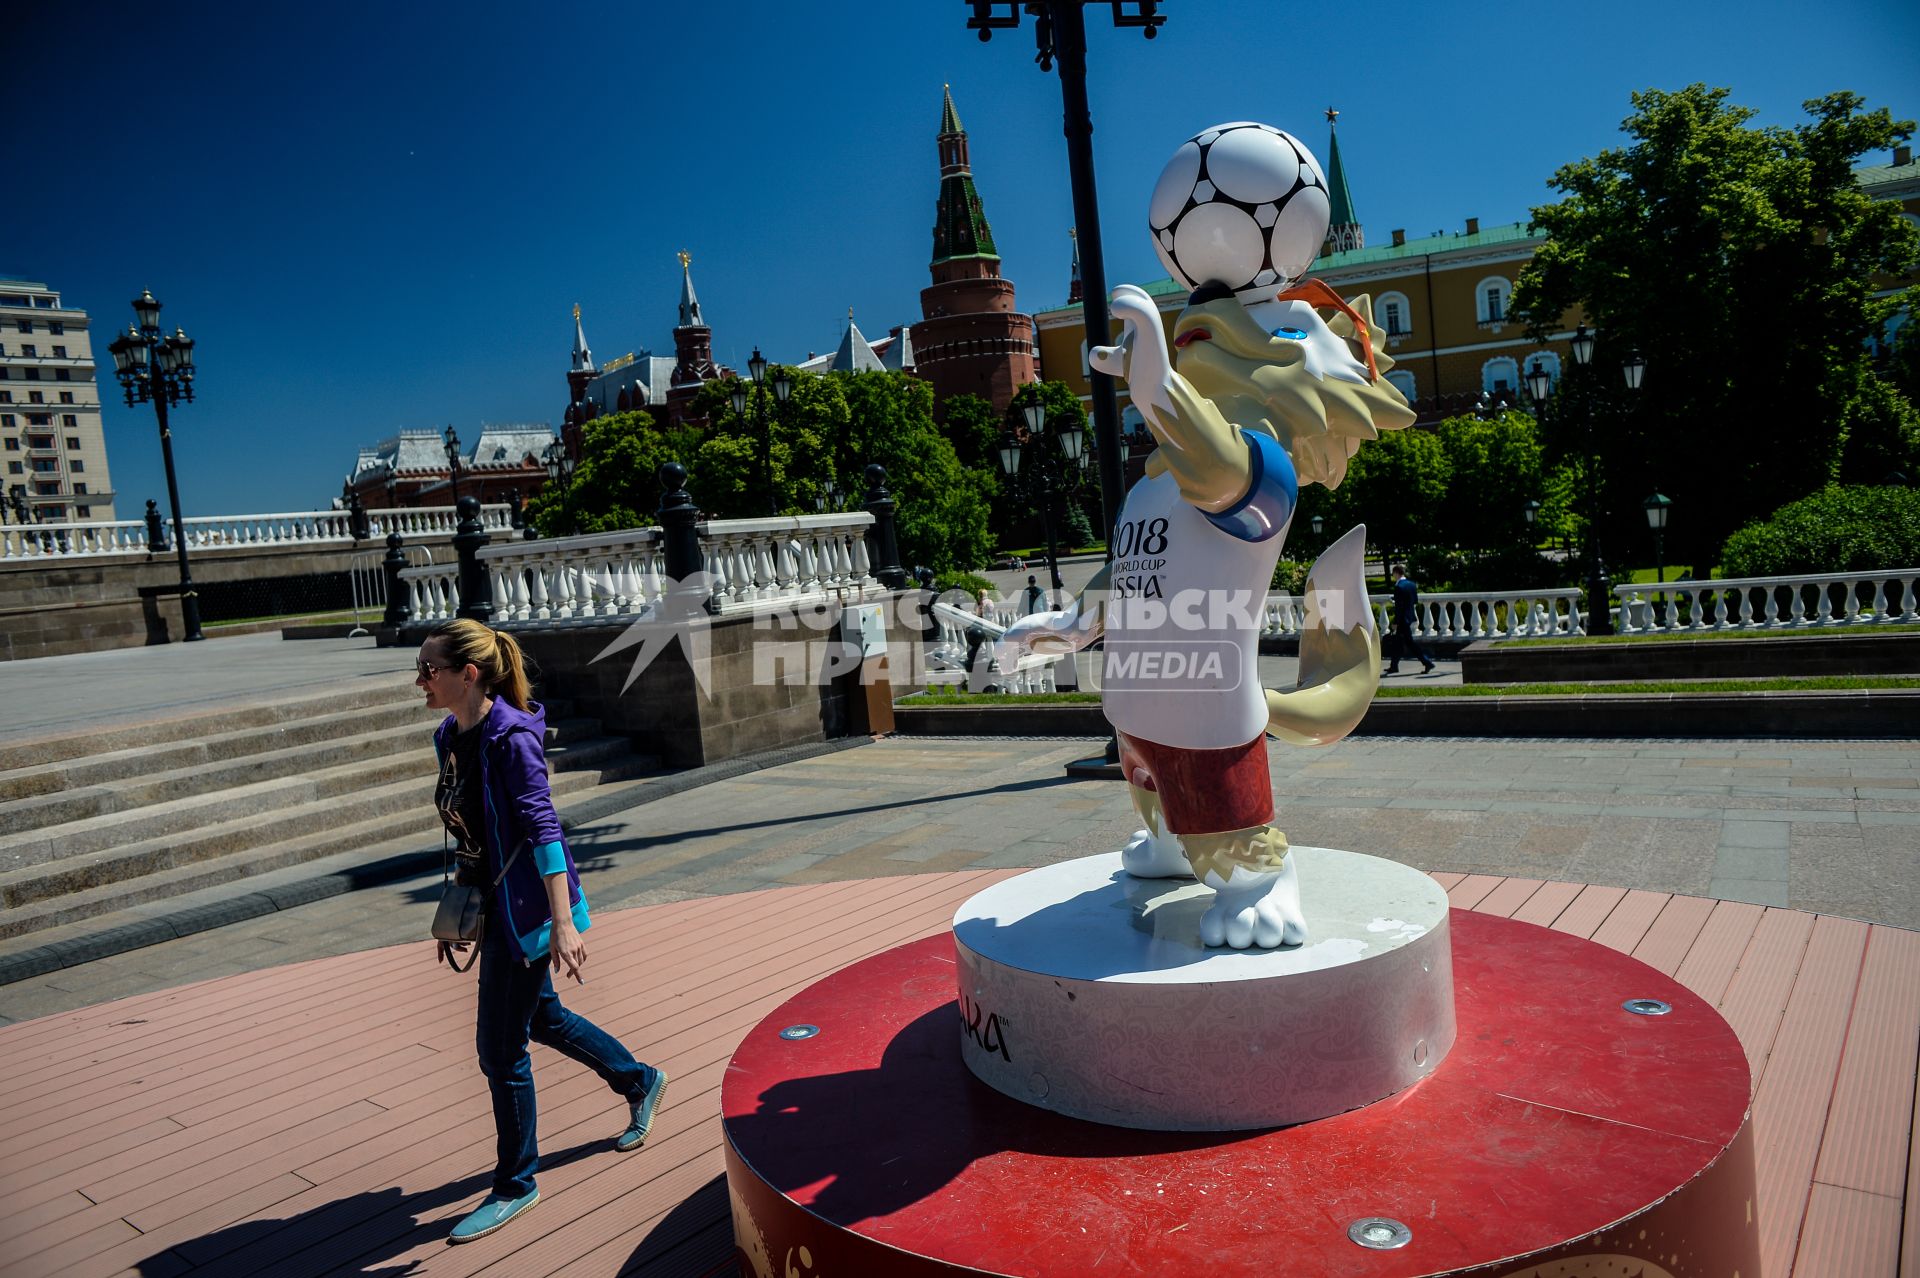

{"left": 1034, "top": 139, "right": 1920, "bottom": 430}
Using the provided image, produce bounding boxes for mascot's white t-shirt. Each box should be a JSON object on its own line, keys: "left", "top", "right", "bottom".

{"left": 1102, "top": 430, "right": 1295, "bottom": 749}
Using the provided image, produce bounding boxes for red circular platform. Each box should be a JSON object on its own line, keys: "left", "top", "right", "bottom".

{"left": 722, "top": 910, "right": 1759, "bottom": 1277}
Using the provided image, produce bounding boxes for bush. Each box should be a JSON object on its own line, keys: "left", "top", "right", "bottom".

{"left": 1720, "top": 484, "right": 1920, "bottom": 577}
{"left": 1268, "top": 559, "right": 1309, "bottom": 594}
{"left": 935, "top": 570, "right": 998, "bottom": 600}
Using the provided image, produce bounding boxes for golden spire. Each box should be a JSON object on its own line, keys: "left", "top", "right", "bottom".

{"left": 572, "top": 302, "right": 580, "bottom": 321}
{"left": 677, "top": 249, "right": 691, "bottom": 270}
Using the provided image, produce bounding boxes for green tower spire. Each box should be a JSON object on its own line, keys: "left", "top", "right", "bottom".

{"left": 1322, "top": 107, "right": 1364, "bottom": 254}
{"left": 931, "top": 85, "right": 1000, "bottom": 266}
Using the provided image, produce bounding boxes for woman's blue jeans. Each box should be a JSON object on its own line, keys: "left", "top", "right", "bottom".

{"left": 475, "top": 923, "right": 657, "bottom": 1197}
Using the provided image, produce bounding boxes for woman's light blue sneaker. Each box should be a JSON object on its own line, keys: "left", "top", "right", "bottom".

{"left": 448, "top": 1188, "right": 539, "bottom": 1243}
{"left": 616, "top": 1069, "right": 670, "bottom": 1152}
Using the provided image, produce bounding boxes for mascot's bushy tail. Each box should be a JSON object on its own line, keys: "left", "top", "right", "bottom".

{"left": 1265, "top": 524, "right": 1380, "bottom": 747}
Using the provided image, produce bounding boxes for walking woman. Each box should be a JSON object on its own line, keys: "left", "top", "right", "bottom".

{"left": 418, "top": 618, "right": 668, "bottom": 1244}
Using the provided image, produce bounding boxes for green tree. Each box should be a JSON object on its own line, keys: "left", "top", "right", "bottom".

{"left": 1513, "top": 86, "right": 1918, "bottom": 571}
{"left": 686, "top": 368, "right": 849, "bottom": 517}
{"left": 1433, "top": 409, "right": 1546, "bottom": 553}
{"left": 838, "top": 370, "right": 996, "bottom": 575}
{"left": 524, "top": 410, "right": 701, "bottom": 536}
{"left": 1324, "top": 424, "right": 1451, "bottom": 571}
{"left": 941, "top": 392, "right": 1003, "bottom": 478}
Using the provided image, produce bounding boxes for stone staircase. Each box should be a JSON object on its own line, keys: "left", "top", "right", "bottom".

{"left": 0, "top": 679, "right": 660, "bottom": 944}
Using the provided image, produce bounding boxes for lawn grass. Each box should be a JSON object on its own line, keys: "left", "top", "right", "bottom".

{"left": 1375, "top": 675, "right": 1920, "bottom": 697}
{"left": 901, "top": 688, "right": 1101, "bottom": 705}
{"left": 900, "top": 674, "right": 1920, "bottom": 706}
{"left": 1496, "top": 622, "right": 1920, "bottom": 647}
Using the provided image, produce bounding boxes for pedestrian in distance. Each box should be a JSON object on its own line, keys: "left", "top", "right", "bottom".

{"left": 1023, "top": 574, "right": 1046, "bottom": 616}
{"left": 1384, "top": 562, "right": 1435, "bottom": 675}
{"left": 419, "top": 618, "right": 669, "bottom": 1244}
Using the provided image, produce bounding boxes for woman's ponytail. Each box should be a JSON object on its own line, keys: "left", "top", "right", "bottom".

{"left": 428, "top": 618, "right": 536, "bottom": 710}
{"left": 491, "top": 629, "right": 533, "bottom": 711}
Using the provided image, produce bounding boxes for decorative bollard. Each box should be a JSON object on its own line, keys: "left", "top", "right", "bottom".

{"left": 863, "top": 463, "right": 908, "bottom": 590}
{"left": 657, "top": 461, "right": 712, "bottom": 613}
{"left": 143, "top": 498, "right": 170, "bottom": 555}
{"left": 381, "top": 529, "right": 412, "bottom": 629}
{"left": 347, "top": 490, "right": 371, "bottom": 543}
{"left": 452, "top": 495, "right": 494, "bottom": 623}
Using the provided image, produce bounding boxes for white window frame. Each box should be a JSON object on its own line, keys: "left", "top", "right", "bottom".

{"left": 1385, "top": 368, "right": 1417, "bottom": 402}
{"left": 1481, "top": 357, "right": 1521, "bottom": 397}
{"left": 1475, "top": 276, "right": 1512, "bottom": 325}
{"left": 1376, "top": 291, "right": 1413, "bottom": 338}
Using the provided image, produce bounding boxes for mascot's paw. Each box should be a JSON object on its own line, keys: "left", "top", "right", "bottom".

{"left": 1121, "top": 827, "right": 1191, "bottom": 879}
{"left": 1197, "top": 862, "right": 1307, "bottom": 949}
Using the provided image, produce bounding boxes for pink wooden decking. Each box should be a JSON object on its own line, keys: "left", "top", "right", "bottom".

{"left": 0, "top": 870, "right": 1914, "bottom": 1278}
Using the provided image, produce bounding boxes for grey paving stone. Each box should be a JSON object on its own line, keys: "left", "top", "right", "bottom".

{"left": 1718, "top": 821, "right": 1792, "bottom": 850}
{"left": 1707, "top": 877, "right": 1791, "bottom": 908}
{"left": 1711, "top": 844, "right": 1790, "bottom": 882}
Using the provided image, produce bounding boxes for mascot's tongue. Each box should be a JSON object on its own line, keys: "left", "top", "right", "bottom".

{"left": 1173, "top": 327, "right": 1212, "bottom": 349}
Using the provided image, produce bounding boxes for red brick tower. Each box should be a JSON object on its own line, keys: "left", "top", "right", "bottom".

{"left": 910, "top": 87, "right": 1035, "bottom": 421}
{"left": 667, "top": 250, "right": 721, "bottom": 426}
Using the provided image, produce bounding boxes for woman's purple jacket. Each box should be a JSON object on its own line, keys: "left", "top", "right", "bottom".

{"left": 433, "top": 697, "right": 590, "bottom": 964}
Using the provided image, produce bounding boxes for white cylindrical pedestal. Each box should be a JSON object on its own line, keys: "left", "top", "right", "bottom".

{"left": 951, "top": 847, "right": 1454, "bottom": 1131}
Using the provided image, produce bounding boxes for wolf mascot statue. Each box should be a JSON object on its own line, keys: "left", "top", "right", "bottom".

{"left": 998, "top": 240, "right": 1416, "bottom": 950}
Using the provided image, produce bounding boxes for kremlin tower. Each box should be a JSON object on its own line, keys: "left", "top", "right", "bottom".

{"left": 909, "top": 87, "right": 1036, "bottom": 420}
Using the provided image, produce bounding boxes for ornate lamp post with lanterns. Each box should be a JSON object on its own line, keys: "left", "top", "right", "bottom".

{"left": 543, "top": 439, "right": 578, "bottom": 536}
{"left": 107, "top": 290, "right": 203, "bottom": 642}
{"left": 730, "top": 348, "right": 792, "bottom": 516}
{"left": 442, "top": 425, "right": 464, "bottom": 507}
{"left": 999, "top": 395, "right": 1088, "bottom": 596}
{"left": 1528, "top": 329, "right": 1645, "bottom": 637}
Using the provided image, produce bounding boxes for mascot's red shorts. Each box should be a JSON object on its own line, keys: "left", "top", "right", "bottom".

{"left": 1117, "top": 732, "right": 1272, "bottom": 836}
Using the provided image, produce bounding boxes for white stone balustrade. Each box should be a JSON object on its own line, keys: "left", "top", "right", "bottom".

{"left": 1262, "top": 588, "right": 1585, "bottom": 640}
{"left": 399, "top": 513, "right": 888, "bottom": 629}
{"left": 1616, "top": 569, "right": 1920, "bottom": 633}
{"left": 698, "top": 513, "right": 881, "bottom": 613}
{"left": 1, "top": 505, "right": 511, "bottom": 561}
{"left": 480, "top": 528, "right": 668, "bottom": 625}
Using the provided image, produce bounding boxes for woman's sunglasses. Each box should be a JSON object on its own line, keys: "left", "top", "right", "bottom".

{"left": 417, "top": 659, "right": 462, "bottom": 680}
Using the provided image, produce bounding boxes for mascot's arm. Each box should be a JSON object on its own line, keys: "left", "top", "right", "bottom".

{"left": 1093, "top": 285, "right": 1253, "bottom": 513}
{"left": 995, "top": 563, "right": 1111, "bottom": 669}
{"left": 1266, "top": 524, "right": 1382, "bottom": 747}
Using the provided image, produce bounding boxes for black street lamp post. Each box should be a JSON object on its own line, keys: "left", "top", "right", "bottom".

{"left": 1529, "top": 329, "right": 1645, "bottom": 637}
{"left": 107, "top": 290, "right": 203, "bottom": 641}
{"left": 1643, "top": 492, "right": 1671, "bottom": 585}
{"left": 999, "top": 395, "right": 1088, "bottom": 595}
{"left": 968, "top": 1, "right": 1164, "bottom": 548}
{"left": 342, "top": 480, "right": 370, "bottom": 542}
{"left": 735, "top": 348, "right": 784, "bottom": 517}
{"left": 442, "top": 425, "right": 463, "bottom": 508}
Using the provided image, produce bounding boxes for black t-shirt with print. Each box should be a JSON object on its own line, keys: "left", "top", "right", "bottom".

{"left": 435, "top": 722, "right": 489, "bottom": 880}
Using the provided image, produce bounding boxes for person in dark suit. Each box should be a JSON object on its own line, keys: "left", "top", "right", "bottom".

{"left": 1384, "top": 562, "right": 1435, "bottom": 675}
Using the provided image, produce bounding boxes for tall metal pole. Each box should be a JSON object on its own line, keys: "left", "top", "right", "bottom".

{"left": 1583, "top": 394, "right": 1613, "bottom": 636}
{"left": 1048, "top": 1, "right": 1125, "bottom": 547}
{"left": 1040, "top": 466, "right": 1064, "bottom": 594}
{"left": 150, "top": 375, "right": 203, "bottom": 641}
{"left": 760, "top": 391, "right": 776, "bottom": 516}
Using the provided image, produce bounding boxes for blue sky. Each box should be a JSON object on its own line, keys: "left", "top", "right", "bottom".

{"left": 10, "top": 0, "right": 1916, "bottom": 516}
